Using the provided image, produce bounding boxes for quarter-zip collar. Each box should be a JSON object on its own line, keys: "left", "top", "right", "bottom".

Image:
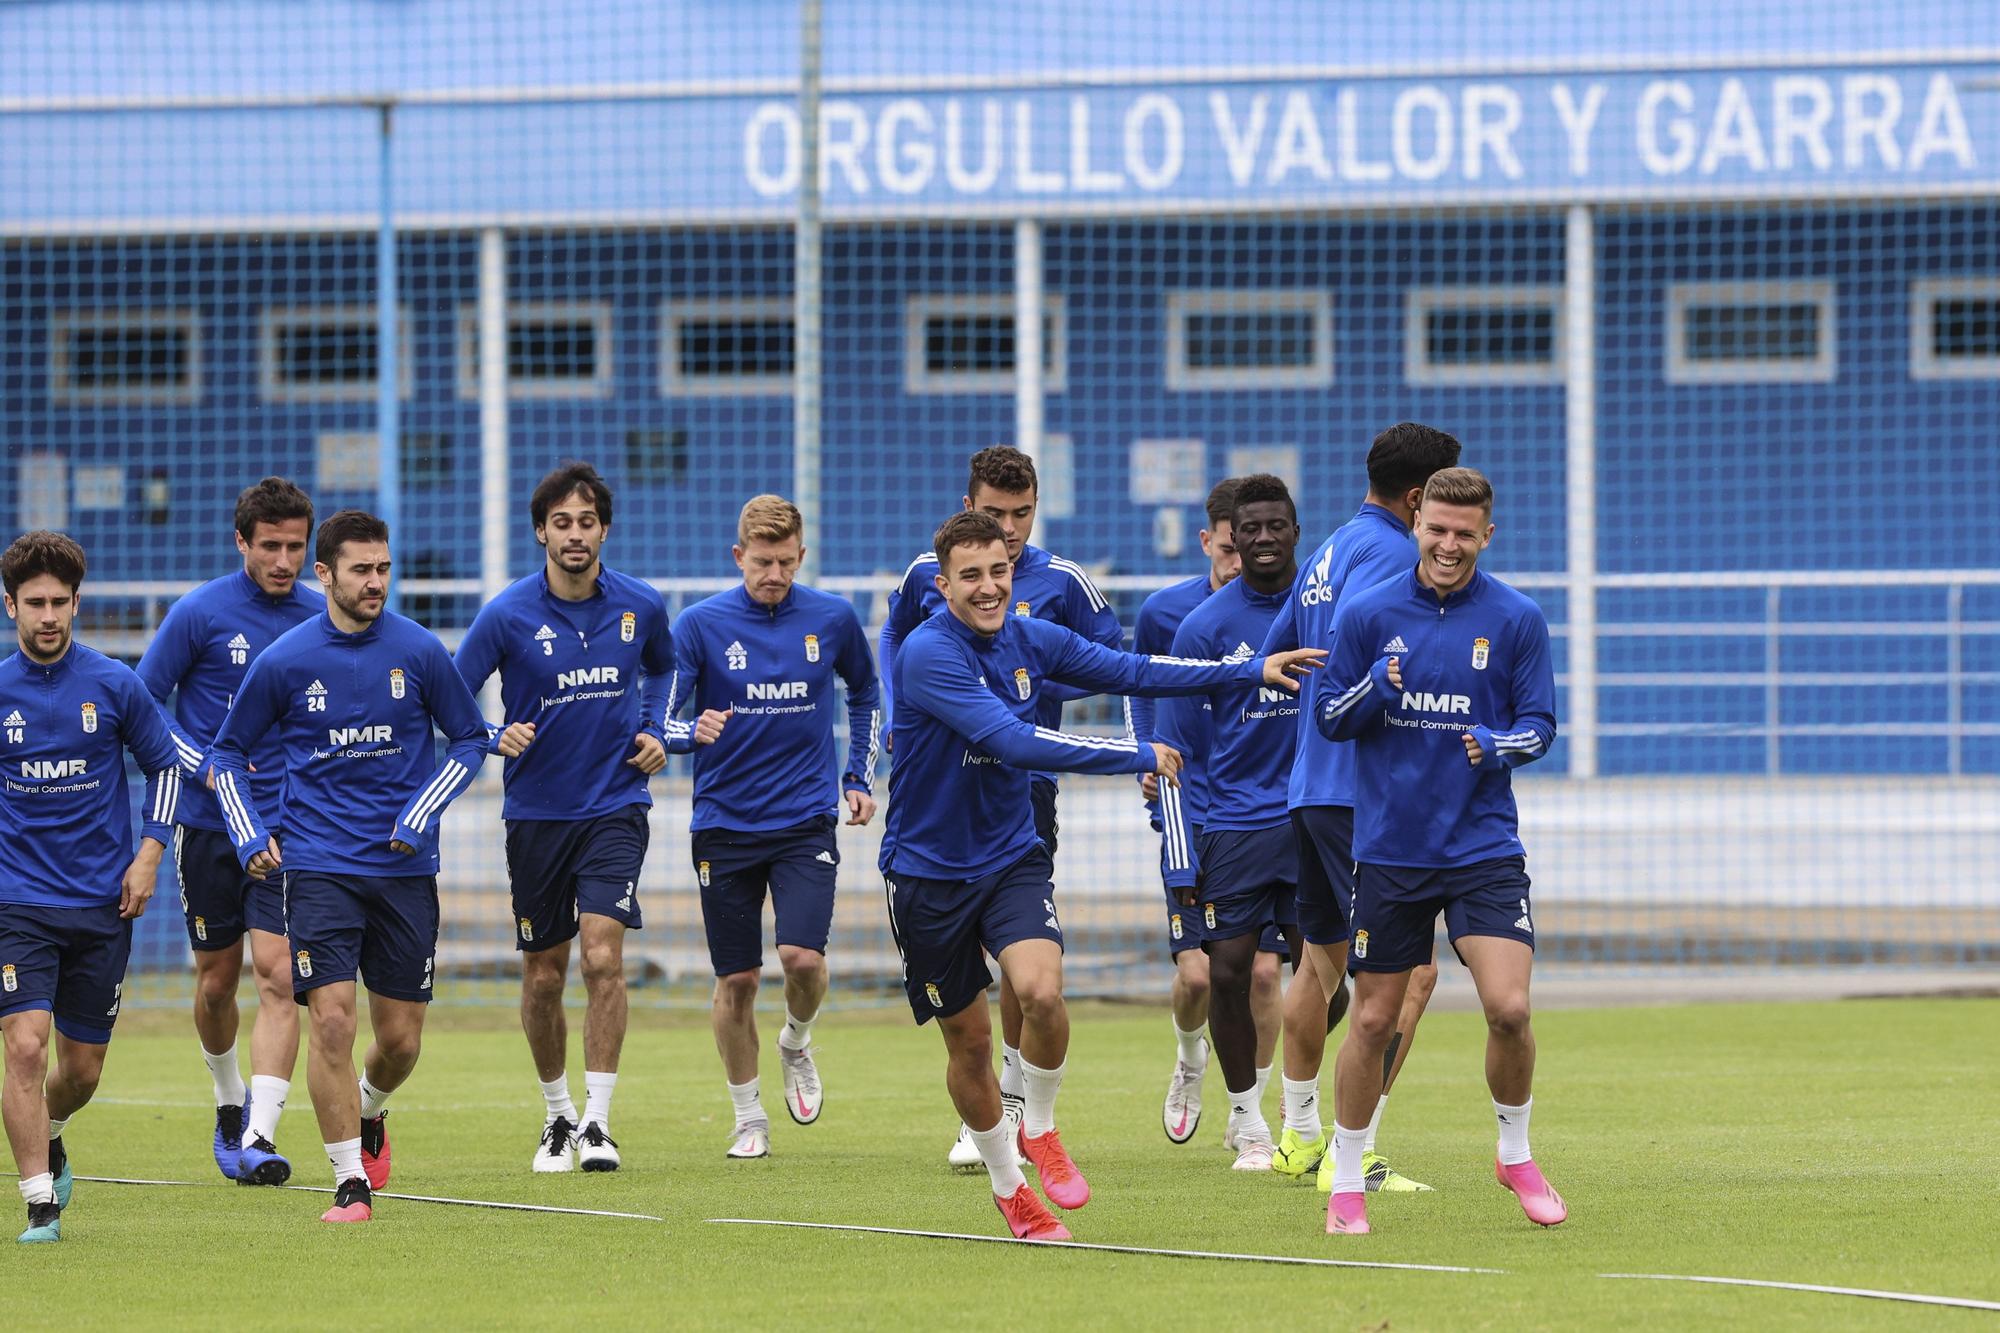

{"left": 732, "top": 583, "right": 798, "bottom": 618}
{"left": 1405, "top": 564, "right": 1488, "bottom": 610}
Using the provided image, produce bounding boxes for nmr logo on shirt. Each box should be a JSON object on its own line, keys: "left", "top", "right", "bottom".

{"left": 328, "top": 725, "right": 394, "bottom": 745}
{"left": 556, "top": 666, "right": 621, "bottom": 689}
{"left": 746, "top": 680, "right": 808, "bottom": 700}
{"left": 20, "top": 759, "right": 87, "bottom": 780}
{"left": 1402, "top": 692, "right": 1472, "bottom": 715}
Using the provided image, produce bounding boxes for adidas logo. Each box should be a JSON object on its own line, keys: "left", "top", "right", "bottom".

{"left": 305, "top": 679, "right": 327, "bottom": 696}
{"left": 2, "top": 710, "right": 22, "bottom": 728}
{"left": 725, "top": 640, "right": 748, "bottom": 670}
{"left": 1222, "top": 640, "right": 1255, "bottom": 664}
{"left": 614, "top": 894, "right": 633, "bottom": 911}
{"left": 1381, "top": 635, "right": 1410, "bottom": 655}
{"left": 227, "top": 633, "right": 250, "bottom": 650}
{"left": 1514, "top": 914, "right": 1533, "bottom": 932}
{"left": 534, "top": 625, "right": 557, "bottom": 641}
{"left": 814, "top": 850, "right": 836, "bottom": 865}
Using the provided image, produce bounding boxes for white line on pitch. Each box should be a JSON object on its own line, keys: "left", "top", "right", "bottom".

{"left": 68, "top": 1174, "right": 201, "bottom": 1187}
{"left": 286, "top": 1184, "right": 661, "bottom": 1222}
{"left": 707, "top": 1218, "right": 1505, "bottom": 1273}
{"left": 1600, "top": 1273, "right": 2000, "bottom": 1312}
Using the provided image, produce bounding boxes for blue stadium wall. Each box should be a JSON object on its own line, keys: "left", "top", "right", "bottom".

{"left": 4, "top": 204, "right": 1999, "bottom": 777}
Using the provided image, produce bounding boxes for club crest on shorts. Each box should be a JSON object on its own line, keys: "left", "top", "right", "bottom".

{"left": 804, "top": 633, "right": 820, "bottom": 663}
{"left": 194, "top": 916, "right": 208, "bottom": 942}
{"left": 389, "top": 667, "right": 406, "bottom": 699}
{"left": 1203, "top": 903, "right": 1216, "bottom": 930}
{"left": 519, "top": 916, "right": 534, "bottom": 943}
{"left": 1170, "top": 914, "right": 1184, "bottom": 941}
{"left": 1013, "top": 667, "right": 1032, "bottom": 701}
{"left": 1472, "top": 637, "right": 1491, "bottom": 670}
{"left": 698, "top": 860, "right": 711, "bottom": 888}
{"left": 620, "top": 611, "right": 636, "bottom": 643}
{"left": 925, "top": 981, "right": 943, "bottom": 1009}
{"left": 1353, "top": 929, "right": 1369, "bottom": 959}
{"left": 295, "top": 949, "right": 313, "bottom": 978}
{"left": 80, "top": 701, "right": 98, "bottom": 733}
{"left": 1, "top": 964, "right": 15, "bottom": 993}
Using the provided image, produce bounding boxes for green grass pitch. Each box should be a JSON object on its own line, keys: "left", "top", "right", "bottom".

{"left": 11, "top": 996, "right": 1997, "bottom": 1329}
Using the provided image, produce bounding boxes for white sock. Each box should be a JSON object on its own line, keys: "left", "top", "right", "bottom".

{"left": 1254, "top": 1063, "right": 1272, "bottom": 1109}
{"left": 998, "top": 1044, "right": 1024, "bottom": 1100}
{"left": 1020, "top": 1058, "right": 1064, "bottom": 1138}
{"left": 18, "top": 1173, "right": 53, "bottom": 1206}
{"left": 325, "top": 1136, "right": 363, "bottom": 1186}
{"left": 779, "top": 1009, "right": 816, "bottom": 1052}
{"left": 583, "top": 1071, "right": 616, "bottom": 1130}
{"left": 358, "top": 1074, "right": 391, "bottom": 1119}
{"left": 539, "top": 1075, "right": 576, "bottom": 1124}
{"left": 1174, "top": 1021, "right": 1207, "bottom": 1067}
{"left": 202, "top": 1042, "right": 247, "bottom": 1107}
{"left": 1227, "top": 1083, "right": 1271, "bottom": 1144}
{"left": 1495, "top": 1097, "right": 1533, "bottom": 1166}
{"left": 247, "top": 1076, "right": 289, "bottom": 1144}
{"left": 1330, "top": 1122, "right": 1368, "bottom": 1193}
{"left": 728, "top": 1077, "right": 764, "bottom": 1128}
{"left": 46, "top": 1116, "right": 71, "bottom": 1140}
{"left": 1281, "top": 1075, "right": 1322, "bottom": 1139}
{"left": 969, "top": 1114, "right": 1027, "bottom": 1196}
{"left": 1364, "top": 1094, "right": 1389, "bottom": 1153}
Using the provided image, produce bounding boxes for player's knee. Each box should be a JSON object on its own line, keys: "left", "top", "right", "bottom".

{"left": 1483, "top": 997, "right": 1532, "bottom": 1042}
{"left": 377, "top": 1025, "right": 422, "bottom": 1067}
{"left": 194, "top": 963, "right": 238, "bottom": 1010}
{"left": 1348, "top": 996, "right": 1400, "bottom": 1048}
{"left": 1010, "top": 972, "right": 1063, "bottom": 1023}
{"left": 580, "top": 940, "right": 624, "bottom": 988}
{"left": 520, "top": 959, "right": 566, "bottom": 1007}
{"left": 1205, "top": 942, "right": 1255, "bottom": 994}
{"left": 61, "top": 1057, "right": 104, "bottom": 1099}
{"left": 776, "top": 945, "right": 824, "bottom": 981}
{"left": 713, "top": 969, "right": 759, "bottom": 1012}
{"left": 1406, "top": 963, "right": 1441, "bottom": 1005}
{"left": 1250, "top": 950, "right": 1281, "bottom": 993}
{"left": 1174, "top": 966, "right": 1210, "bottom": 1008}
{"left": 3, "top": 1023, "right": 46, "bottom": 1067}
{"left": 309, "top": 1005, "right": 357, "bottom": 1052}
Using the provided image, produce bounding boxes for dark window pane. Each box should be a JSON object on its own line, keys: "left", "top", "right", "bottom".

{"left": 626, "top": 428, "right": 689, "bottom": 482}
{"left": 277, "top": 322, "right": 376, "bottom": 384}
{"left": 922, "top": 313, "right": 1056, "bottom": 376}
{"left": 1684, "top": 302, "right": 1821, "bottom": 362}
{"left": 678, "top": 318, "right": 794, "bottom": 378}
{"left": 1426, "top": 305, "right": 1554, "bottom": 366}
{"left": 398, "top": 432, "right": 451, "bottom": 490}
{"left": 65, "top": 324, "right": 191, "bottom": 389}
{"left": 1184, "top": 309, "right": 1316, "bottom": 370}
{"left": 1933, "top": 298, "right": 2000, "bottom": 359}
{"left": 509, "top": 319, "right": 599, "bottom": 380}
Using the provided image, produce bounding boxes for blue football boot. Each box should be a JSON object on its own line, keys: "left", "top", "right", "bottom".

{"left": 17, "top": 1201, "right": 60, "bottom": 1244}
{"left": 213, "top": 1094, "right": 248, "bottom": 1180}
{"left": 236, "top": 1133, "right": 292, "bottom": 1186}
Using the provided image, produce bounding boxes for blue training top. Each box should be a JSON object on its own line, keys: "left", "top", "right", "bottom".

{"left": 1317, "top": 567, "right": 1557, "bottom": 868}
{"left": 1, "top": 642, "right": 192, "bottom": 908}
{"left": 208, "top": 609, "right": 491, "bottom": 876}
{"left": 454, "top": 566, "right": 674, "bottom": 823}
{"left": 665, "top": 582, "right": 881, "bottom": 833}
{"left": 136, "top": 569, "right": 325, "bottom": 842}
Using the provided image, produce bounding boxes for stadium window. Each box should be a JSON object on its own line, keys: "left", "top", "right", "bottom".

{"left": 1909, "top": 278, "right": 2000, "bottom": 380}
{"left": 903, "top": 294, "right": 1067, "bottom": 396}
{"left": 1165, "top": 290, "right": 1333, "bottom": 392}
{"left": 1403, "top": 287, "right": 1563, "bottom": 387}
{"left": 661, "top": 299, "right": 795, "bottom": 397}
{"left": 456, "top": 302, "right": 614, "bottom": 400}
{"left": 260, "top": 307, "right": 413, "bottom": 404}
{"left": 49, "top": 311, "right": 201, "bottom": 405}
{"left": 1664, "top": 281, "right": 1836, "bottom": 385}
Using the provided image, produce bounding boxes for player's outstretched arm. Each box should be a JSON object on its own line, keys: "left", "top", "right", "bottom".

{"left": 1039, "top": 619, "right": 1322, "bottom": 700}
{"left": 902, "top": 633, "right": 1154, "bottom": 778}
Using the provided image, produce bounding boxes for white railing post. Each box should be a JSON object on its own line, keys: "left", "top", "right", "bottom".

{"left": 1014, "top": 218, "right": 1044, "bottom": 470}
{"left": 1564, "top": 204, "right": 1598, "bottom": 778}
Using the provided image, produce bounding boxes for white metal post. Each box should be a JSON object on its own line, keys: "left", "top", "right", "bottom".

{"left": 477, "top": 226, "right": 509, "bottom": 724}
{"left": 792, "top": 0, "right": 823, "bottom": 572}
{"left": 1014, "top": 218, "right": 1044, "bottom": 468}
{"left": 1564, "top": 204, "right": 1598, "bottom": 779}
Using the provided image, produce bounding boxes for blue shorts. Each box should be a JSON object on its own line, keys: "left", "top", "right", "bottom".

{"left": 886, "top": 846, "right": 1061, "bottom": 1024}
{"left": 0, "top": 903, "right": 132, "bottom": 1044}
{"left": 1163, "top": 822, "right": 1287, "bottom": 956}
{"left": 175, "top": 826, "right": 285, "bottom": 951}
{"left": 505, "top": 807, "right": 649, "bottom": 953}
{"left": 283, "top": 871, "right": 440, "bottom": 1003}
{"left": 1292, "top": 806, "right": 1356, "bottom": 947}
{"left": 692, "top": 815, "right": 839, "bottom": 976}
{"left": 1030, "top": 778, "right": 1059, "bottom": 860}
{"left": 1192, "top": 824, "right": 1299, "bottom": 946}
{"left": 1349, "top": 856, "right": 1535, "bottom": 974}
